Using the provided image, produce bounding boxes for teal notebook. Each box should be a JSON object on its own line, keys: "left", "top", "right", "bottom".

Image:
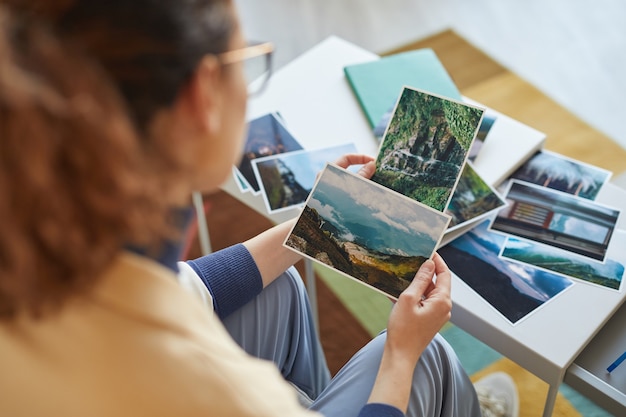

{"left": 344, "top": 48, "right": 461, "bottom": 128}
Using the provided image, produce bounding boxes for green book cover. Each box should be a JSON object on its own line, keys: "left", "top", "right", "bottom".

{"left": 344, "top": 48, "right": 461, "bottom": 128}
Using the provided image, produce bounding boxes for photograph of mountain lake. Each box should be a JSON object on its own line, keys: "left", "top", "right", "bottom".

{"left": 371, "top": 87, "right": 484, "bottom": 212}
{"left": 439, "top": 220, "right": 573, "bottom": 324}
{"left": 285, "top": 164, "right": 450, "bottom": 299}
{"left": 500, "top": 229, "right": 626, "bottom": 290}
{"left": 252, "top": 143, "right": 357, "bottom": 214}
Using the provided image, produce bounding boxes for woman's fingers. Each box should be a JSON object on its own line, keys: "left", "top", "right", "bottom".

{"left": 321, "top": 153, "right": 376, "bottom": 179}
{"left": 333, "top": 153, "right": 375, "bottom": 169}
{"left": 431, "top": 252, "right": 451, "bottom": 294}
{"left": 398, "top": 254, "right": 451, "bottom": 312}
{"left": 402, "top": 259, "right": 435, "bottom": 300}
{"left": 357, "top": 160, "right": 376, "bottom": 179}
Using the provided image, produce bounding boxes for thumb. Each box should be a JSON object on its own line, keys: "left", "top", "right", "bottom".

{"left": 403, "top": 259, "right": 435, "bottom": 299}
{"left": 357, "top": 160, "right": 376, "bottom": 179}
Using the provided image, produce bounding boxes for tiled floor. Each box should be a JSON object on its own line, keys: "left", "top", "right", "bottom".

{"left": 234, "top": 0, "right": 626, "bottom": 184}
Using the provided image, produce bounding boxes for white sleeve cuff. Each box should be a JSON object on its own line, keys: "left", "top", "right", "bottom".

{"left": 176, "top": 261, "right": 215, "bottom": 314}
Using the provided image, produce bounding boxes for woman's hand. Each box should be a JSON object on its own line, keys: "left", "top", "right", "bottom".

{"left": 333, "top": 153, "right": 376, "bottom": 179}
{"left": 246, "top": 154, "right": 375, "bottom": 288}
{"left": 367, "top": 253, "right": 452, "bottom": 412}
{"left": 385, "top": 252, "right": 452, "bottom": 365}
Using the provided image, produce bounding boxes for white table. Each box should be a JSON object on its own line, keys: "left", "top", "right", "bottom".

{"left": 449, "top": 180, "right": 626, "bottom": 416}
{"left": 219, "top": 36, "right": 626, "bottom": 417}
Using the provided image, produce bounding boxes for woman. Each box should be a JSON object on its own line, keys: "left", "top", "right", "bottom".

{"left": 0, "top": 1, "right": 517, "bottom": 416}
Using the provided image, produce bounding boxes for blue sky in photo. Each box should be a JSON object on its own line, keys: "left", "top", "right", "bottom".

{"left": 307, "top": 164, "right": 449, "bottom": 257}
{"left": 548, "top": 214, "right": 610, "bottom": 244}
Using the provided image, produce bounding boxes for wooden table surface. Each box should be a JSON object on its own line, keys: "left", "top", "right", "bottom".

{"left": 386, "top": 30, "right": 626, "bottom": 177}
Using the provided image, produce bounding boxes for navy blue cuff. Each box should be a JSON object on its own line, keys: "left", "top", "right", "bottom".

{"left": 357, "top": 403, "right": 405, "bottom": 417}
{"left": 186, "top": 244, "right": 263, "bottom": 319}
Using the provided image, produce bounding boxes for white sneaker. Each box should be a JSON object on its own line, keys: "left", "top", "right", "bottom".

{"left": 474, "top": 372, "right": 520, "bottom": 417}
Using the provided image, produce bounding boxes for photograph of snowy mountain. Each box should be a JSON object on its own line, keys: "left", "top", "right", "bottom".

{"left": 508, "top": 150, "right": 611, "bottom": 200}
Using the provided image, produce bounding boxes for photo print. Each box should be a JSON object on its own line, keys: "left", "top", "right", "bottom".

{"left": 371, "top": 87, "right": 485, "bottom": 212}
{"left": 445, "top": 161, "right": 507, "bottom": 232}
{"left": 438, "top": 220, "right": 573, "bottom": 325}
{"left": 500, "top": 229, "right": 626, "bottom": 291}
{"left": 252, "top": 143, "right": 358, "bottom": 214}
{"left": 508, "top": 150, "right": 612, "bottom": 200}
{"left": 372, "top": 103, "right": 394, "bottom": 141}
{"left": 468, "top": 107, "right": 497, "bottom": 161}
{"left": 236, "top": 112, "right": 303, "bottom": 194}
{"left": 491, "top": 181, "right": 620, "bottom": 262}
{"left": 232, "top": 167, "right": 251, "bottom": 192}
{"left": 284, "top": 163, "right": 450, "bottom": 299}
{"left": 375, "top": 100, "right": 495, "bottom": 160}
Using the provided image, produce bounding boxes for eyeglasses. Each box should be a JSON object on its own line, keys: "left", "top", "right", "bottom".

{"left": 218, "top": 41, "right": 274, "bottom": 97}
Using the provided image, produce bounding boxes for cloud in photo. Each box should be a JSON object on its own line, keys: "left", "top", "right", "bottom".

{"left": 308, "top": 165, "right": 449, "bottom": 257}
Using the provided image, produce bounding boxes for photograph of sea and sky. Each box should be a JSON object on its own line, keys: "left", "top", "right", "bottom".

{"left": 285, "top": 163, "right": 450, "bottom": 299}
{"left": 500, "top": 229, "right": 626, "bottom": 291}
{"left": 439, "top": 220, "right": 573, "bottom": 324}
{"left": 371, "top": 86, "right": 484, "bottom": 212}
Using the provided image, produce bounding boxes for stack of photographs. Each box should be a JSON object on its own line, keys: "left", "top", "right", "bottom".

{"left": 236, "top": 90, "right": 623, "bottom": 327}
{"left": 282, "top": 86, "right": 491, "bottom": 299}
{"left": 234, "top": 112, "right": 358, "bottom": 215}
{"left": 440, "top": 150, "right": 624, "bottom": 325}
{"left": 373, "top": 96, "right": 510, "bottom": 244}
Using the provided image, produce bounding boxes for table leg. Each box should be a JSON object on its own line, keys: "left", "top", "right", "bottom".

{"left": 542, "top": 381, "right": 560, "bottom": 417}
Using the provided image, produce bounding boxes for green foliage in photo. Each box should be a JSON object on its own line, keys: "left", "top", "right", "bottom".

{"left": 442, "top": 100, "right": 483, "bottom": 151}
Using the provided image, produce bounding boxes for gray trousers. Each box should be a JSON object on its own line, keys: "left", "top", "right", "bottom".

{"left": 221, "top": 266, "right": 481, "bottom": 417}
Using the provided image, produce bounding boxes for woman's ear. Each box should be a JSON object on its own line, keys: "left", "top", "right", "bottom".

{"left": 178, "top": 55, "right": 224, "bottom": 136}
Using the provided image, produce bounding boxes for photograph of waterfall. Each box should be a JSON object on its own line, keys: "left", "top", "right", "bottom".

{"left": 371, "top": 87, "right": 485, "bottom": 212}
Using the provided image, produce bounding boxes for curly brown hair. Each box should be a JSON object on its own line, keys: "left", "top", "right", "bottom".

{"left": 0, "top": 0, "right": 235, "bottom": 318}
